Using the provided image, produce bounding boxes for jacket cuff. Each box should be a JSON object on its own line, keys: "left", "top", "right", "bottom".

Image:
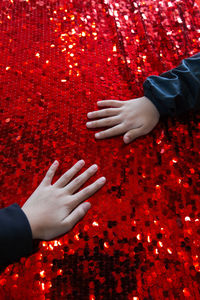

{"left": 143, "top": 78, "right": 176, "bottom": 117}
{"left": 0, "top": 203, "right": 36, "bottom": 268}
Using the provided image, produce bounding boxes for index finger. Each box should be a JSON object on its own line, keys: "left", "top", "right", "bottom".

{"left": 97, "top": 100, "right": 123, "bottom": 108}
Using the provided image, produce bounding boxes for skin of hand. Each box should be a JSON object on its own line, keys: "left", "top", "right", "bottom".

{"left": 22, "top": 160, "right": 106, "bottom": 240}
{"left": 86, "top": 96, "right": 160, "bottom": 144}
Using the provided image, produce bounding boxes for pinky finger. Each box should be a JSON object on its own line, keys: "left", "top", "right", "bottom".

{"left": 42, "top": 160, "right": 59, "bottom": 185}
{"left": 63, "top": 202, "right": 91, "bottom": 231}
{"left": 95, "top": 124, "right": 124, "bottom": 139}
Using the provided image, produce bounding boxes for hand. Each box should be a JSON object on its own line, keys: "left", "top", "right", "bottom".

{"left": 22, "top": 160, "right": 106, "bottom": 240}
{"left": 86, "top": 96, "right": 160, "bottom": 144}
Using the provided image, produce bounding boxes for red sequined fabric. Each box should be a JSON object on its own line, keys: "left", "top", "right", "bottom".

{"left": 0, "top": 0, "right": 200, "bottom": 299}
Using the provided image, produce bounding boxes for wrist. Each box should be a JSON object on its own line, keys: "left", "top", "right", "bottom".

{"left": 21, "top": 206, "right": 38, "bottom": 239}
{"left": 143, "top": 96, "right": 160, "bottom": 119}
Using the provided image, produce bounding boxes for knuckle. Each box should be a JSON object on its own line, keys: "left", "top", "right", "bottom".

{"left": 87, "top": 170, "right": 93, "bottom": 177}
{"left": 121, "top": 105, "right": 126, "bottom": 112}
{"left": 64, "top": 220, "right": 71, "bottom": 231}
{"left": 91, "top": 113, "right": 96, "bottom": 118}
{"left": 46, "top": 170, "right": 52, "bottom": 178}
{"left": 100, "top": 132, "right": 105, "bottom": 138}
{"left": 123, "top": 119, "right": 131, "bottom": 128}
{"left": 74, "top": 176, "right": 82, "bottom": 185}
{"left": 54, "top": 188, "right": 63, "bottom": 198}
{"left": 62, "top": 172, "right": 69, "bottom": 181}
{"left": 117, "top": 117, "right": 122, "bottom": 124}
{"left": 106, "top": 118, "right": 112, "bottom": 126}
{"left": 87, "top": 168, "right": 95, "bottom": 176}
{"left": 77, "top": 207, "right": 85, "bottom": 219}
{"left": 74, "top": 163, "right": 81, "bottom": 171}
{"left": 143, "top": 127, "right": 150, "bottom": 135}
{"left": 122, "top": 115, "right": 128, "bottom": 123}
{"left": 105, "top": 110, "right": 110, "bottom": 117}
{"left": 71, "top": 194, "right": 79, "bottom": 203}
{"left": 59, "top": 188, "right": 65, "bottom": 196}
{"left": 83, "top": 186, "right": 90, "bottom": 196}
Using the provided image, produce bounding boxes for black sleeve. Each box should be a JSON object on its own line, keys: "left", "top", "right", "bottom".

{"left": 0, "top": 203, "right": 35, "bottom": 271}
{"left": 143, "top": 52, "right": 200, "bottom": 117}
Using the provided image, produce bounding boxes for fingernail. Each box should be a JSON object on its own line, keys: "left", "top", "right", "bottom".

{"left": 54, "top": 160, "right": 59, "bottom": 165}
{"left": 83, "top": 202, "right": 91, "bottom": 212}
{"left": 86, "top": 122, "right": 92, "bottom": 127}
{"left": 78, "top": 159, "right": 85, "bottom": 166}
{"left": 95, "top": 133, "right": 100, "bottom": 138}
{"left": 87, "top": 112, "right": 92, "bottom": 117}
{"left": 91, "top": 164, "right": 98, "bottom": 171}
{"left": 98, "top": 177, "right": 106, "bottom": 184}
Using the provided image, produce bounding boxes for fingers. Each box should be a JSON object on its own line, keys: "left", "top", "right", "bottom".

{"left": 97, "top": 100, "right": 123, "bottom": 108}
{"left": 42, "top": 160, "right": 59, "bottom": 185}
{"left": 95, "top": 124, "right": 125, "bottom": 139}
{"left": 65, "top": 164, "right": 98, "bottom": 194}
{"left": 63, "top": 202, "right": 91, "bottom": 231}
{"left": 86, "top": 116, "right": 121, "bottom": 129}
{"left": 70, "top": 176, "right": 106, "bottom": 209}
{"left": 54, "top": 160, "right": 85, "bottom": 188}
{"left": 123, "top": 126, "right": 145, "bottom": 144}
{"left": 87, "top": 108, "right": 120, "bottom": 119}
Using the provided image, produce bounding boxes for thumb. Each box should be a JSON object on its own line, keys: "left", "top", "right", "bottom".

{"left": 123, "top": 127, "right": 145, "bottom": 144}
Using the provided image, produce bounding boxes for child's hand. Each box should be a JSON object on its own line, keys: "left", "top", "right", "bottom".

{"left": 86, "top": 96, "right": 160, "bottom": 144}
{"left": 22, "top": 160, "right": 106, "bottom": 240}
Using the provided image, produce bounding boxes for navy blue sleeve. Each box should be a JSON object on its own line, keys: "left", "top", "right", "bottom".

{"left": 0, "top": 203, "right": 34, "bottom": 270}
{"left": 143, "top": 52, "right": 200, "bottom": 117}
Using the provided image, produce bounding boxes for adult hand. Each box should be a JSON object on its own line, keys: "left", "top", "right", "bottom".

{"left": 22, "top": 160, "right": 106, "bottom": 240}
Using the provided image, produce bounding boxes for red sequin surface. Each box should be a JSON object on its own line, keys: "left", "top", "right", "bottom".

{"left": 0, "top": 0, "right": 200, "bottom": 299}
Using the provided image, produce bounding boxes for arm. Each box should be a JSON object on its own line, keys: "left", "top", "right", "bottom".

{"left": 0, "top": 204, "right": 34, "bottom": 271}
{"left": 0, "top": 160, "right": 106, "bottom": 271}
{"left": 143, "top": 52, "right": 200, "bottom": 116}
{"left": 86, "top": 52, "right": 200, "bottom": 143}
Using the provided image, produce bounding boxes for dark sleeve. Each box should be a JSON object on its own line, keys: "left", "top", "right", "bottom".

{"left": 143, "top": 52, "right": 200, "bottom": 117}
{"left": 0, "top": 203, "right": 35, "bottom": 271}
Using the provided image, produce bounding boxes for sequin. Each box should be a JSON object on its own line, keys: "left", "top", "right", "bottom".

{"left": 0, "top": 0, "right": 200, "bottom": 299}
